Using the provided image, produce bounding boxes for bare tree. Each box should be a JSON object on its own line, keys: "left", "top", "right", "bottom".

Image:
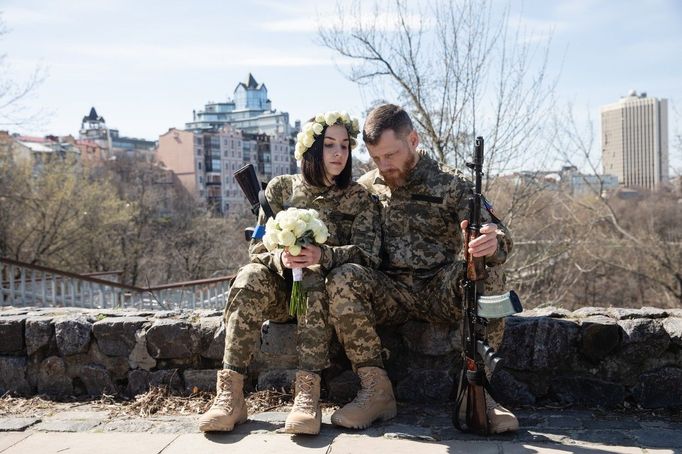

{"left": 0, "top": 151, "right": 131, "bottom": 269}
{"left": 319, "top": 0, "right": 557, "bottom": 184}
{"left": 537, "top": 105, "right": 682, "bottom": 307}
{"left": 0, "top": 14, "right": 47, "bottom": 128}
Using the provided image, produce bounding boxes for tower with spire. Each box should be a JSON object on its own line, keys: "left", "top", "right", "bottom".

{"left": 79, "top": 107, "right": 107, "bottom": 140}
{"left": 185, "top": 73, "right": 289, "bottom": 135}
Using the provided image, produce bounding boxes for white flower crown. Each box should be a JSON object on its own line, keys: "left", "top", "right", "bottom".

{"left": 294, "top": 111, "right": 360, "bottom": 161}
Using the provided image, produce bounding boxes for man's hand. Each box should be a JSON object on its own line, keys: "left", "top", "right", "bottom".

{"left": 460, "top": 220, "right": 501, "bottom": 258}
{"left": 281, "top": 244, "right": 322, "bottom": 269}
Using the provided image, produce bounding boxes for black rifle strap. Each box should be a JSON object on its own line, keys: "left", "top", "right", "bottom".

{"left": 453, "top": 359, "right": 467, "bottom": 431}
{"left": 258, "top": 190, "right": 275, "bottom": 220}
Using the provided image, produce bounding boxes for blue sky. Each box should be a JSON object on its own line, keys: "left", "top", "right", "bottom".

{"left": 2, "top": 0, "right": 680, "bottom": 171}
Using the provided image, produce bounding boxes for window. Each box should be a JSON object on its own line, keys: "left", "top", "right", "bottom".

{"left": 198, "top": 162, "right": 202, "bottom": 170}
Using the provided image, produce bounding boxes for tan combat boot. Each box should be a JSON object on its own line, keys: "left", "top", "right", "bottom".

{"left": 330, "top": 367, "right": 397, "bottom": 429}
{"left": 198, "top": 369, "right": 248, "bottom": 432}
{"left": 283, "top": 370, "right": 322, "bottom": 435}
{"left": 486, "top": 391, "right": 519, "bottom": 433}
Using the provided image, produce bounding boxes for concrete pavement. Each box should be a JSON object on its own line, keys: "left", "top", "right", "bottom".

{"left": 1, "top": 403, "right": 681, "bottom": 453}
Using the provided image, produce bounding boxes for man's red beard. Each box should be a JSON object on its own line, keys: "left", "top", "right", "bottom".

{"left": 379, "top": 151, "right": 417, "bottom": 189}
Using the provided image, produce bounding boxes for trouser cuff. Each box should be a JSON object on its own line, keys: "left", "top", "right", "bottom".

{"left": 353, "top": 358, "right": 384, "bottom": 371}
{"left": 224, "top": 363, "right": 248, "bottom": 375}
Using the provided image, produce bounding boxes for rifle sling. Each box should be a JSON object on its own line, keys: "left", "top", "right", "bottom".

{"left": 258, "top": 190, "right": 275, "bottom": 220}
{"left": 453, "top": 359, "right": 497, "bottom": 434}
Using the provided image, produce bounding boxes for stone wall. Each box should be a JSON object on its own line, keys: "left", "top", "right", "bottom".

{"left": 0, "top": 306, "right": 680, "bottom": 410}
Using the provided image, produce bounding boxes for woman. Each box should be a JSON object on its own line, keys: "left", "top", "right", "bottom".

{"left": 198, "top": 111, "right": 381, "bottom": 435}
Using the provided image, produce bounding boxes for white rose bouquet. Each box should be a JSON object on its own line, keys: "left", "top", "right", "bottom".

{"left": 262, "top": 207, "right": 329, "bottom": 316}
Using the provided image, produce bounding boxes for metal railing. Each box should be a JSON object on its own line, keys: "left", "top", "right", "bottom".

{"left": 0, "top": 257, "right": 233, "bottom": 310}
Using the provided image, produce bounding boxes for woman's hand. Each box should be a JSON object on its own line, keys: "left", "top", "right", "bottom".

{"left": 281, "top": 245, "right": 322, "bottom": 269}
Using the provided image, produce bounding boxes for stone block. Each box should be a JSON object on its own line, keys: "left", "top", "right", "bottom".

{"left": 149, "top": 369, "right": 184, "bottom": 393}
{"left": 395, "top": 368, "right": 452, "bottom": 402}
{"left": 25, "top": 315, "right": 55, "bottom": 356}
{"left": 128, "top": 328, "right": 156, "bottom": 370}
{"left": 37, "top": 356, "right": 73, "bottom": 397}
{"left": 326, "top": 369, "right": 360, "bottom": 403}
{"left": 55, "top": 315, "right": 92, "bottom": 356}
{"left": 662, "top": 318, "right": 682, "bottom": 347}
{"left": 0, "top": 315, "right": 26, "bottom": 354}
{"left": 92, "top": 316, "right": 148, "bottom": 357}
{"left": 520, "top": 307, "right": 573, "bottom": 319}
{"left": 146, "top": 319, "right": 197, "bottom": 359}
{"left": 183, "top": 369, "right": 217, "bottom": 393}
{"left": 79, "top": 364, "right": 117, "bottom": 396}
{"left": 490, "top": 368, "right": 536, "bottom": 406}
{"left": 0, "top": 356, "right": 31, "bottom": 395}
{"left": 633, "top": 366, "right": 682, "bottom": 409}
{"left": 126, "top": 369, "right": 151, "bottom": 397}
{"left": 196, "top": 316, "right": 224, "bottom": 360}
{"left": 609, "top": 307, "right": 669, "bottom": 320}
{"left": 499, "top": 316, "right": 579, "bottom": 371}
{"left": 572, "top": 307, "right": 611, "bottom": 318}
{"left": 400, "top": 320, "right": 458, "bottom": 356}
{"left": 88, "top": 341, "right": 130, "bottom": 380}
{"left": 618, "top": 319, "right": 670, "bottom": 363}
{"left": 260, "top": 321, "right": 297, "bottom": 356}
{"left": 580, "top": 316, "right": 621, "bottom": 362}
{"left": 550, "top": 376, "right": 625, "bottom": 408}
{"left": 0, "top": 417, "right": 40, "bottom": 431}
{"left": 257, "top": 368, "right": 296, "bottom": 391}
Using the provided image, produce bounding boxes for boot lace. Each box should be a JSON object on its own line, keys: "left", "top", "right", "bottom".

{"left": 212, "top": 374, "right": 234, "bottom": 414}
{"left": 292, "top": 373, "right": 316, "bottom": 415}
{"left": 351, "top": 372, "right": 378, "bottom": 408}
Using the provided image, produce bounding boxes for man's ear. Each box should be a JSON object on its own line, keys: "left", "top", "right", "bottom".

{"left": 408, "top": 129, "right": 420, "bottom": 149}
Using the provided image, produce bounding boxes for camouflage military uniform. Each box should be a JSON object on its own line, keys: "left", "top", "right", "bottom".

{"left": 224, "top": 174, "right": 381, "bottom": 373}
{"left": 327, "top": 150, "right": 512, "bottom": 368}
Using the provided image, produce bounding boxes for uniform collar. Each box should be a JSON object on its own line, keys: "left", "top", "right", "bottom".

{"left": 298, "top": 174, "right": 341, "bottom": 196}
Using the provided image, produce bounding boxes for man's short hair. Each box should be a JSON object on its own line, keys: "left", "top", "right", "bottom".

{"left": 363, "top": 104, "right": 414, "bottom": 146}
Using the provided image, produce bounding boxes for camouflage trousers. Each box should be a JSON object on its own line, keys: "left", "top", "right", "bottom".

{"left": 326, "top": 262, "right": 507, "bottom": 370}
{"left": 223, "top": 263, "right": 332, "bottom": 372}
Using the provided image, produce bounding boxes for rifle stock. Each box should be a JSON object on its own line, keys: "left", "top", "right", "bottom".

{"left": 234, "top": 164, "right": 262, "bottom": 216}
{"left": 233, "top": 164, "right": 273, "bottom": 241}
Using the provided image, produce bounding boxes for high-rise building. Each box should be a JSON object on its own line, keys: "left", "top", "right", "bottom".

{"left": 156, "top": 74, "right": 298, "bottom": 215}
{"left": 601, "top": 90, "right": 669, "bottom": 191}
{"left": 156, "top": 125, "right": 292, "bottom": 215}
{"left": 186, "top": 73, "right": 294, "bottom": 136}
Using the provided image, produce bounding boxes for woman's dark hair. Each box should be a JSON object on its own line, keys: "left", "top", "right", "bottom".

{"left": 301, "top": 121, "right": 353, "bottom": 189}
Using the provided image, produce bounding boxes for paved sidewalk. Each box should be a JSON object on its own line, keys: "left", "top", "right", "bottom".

{"left": 1, "top": 403, "right": 681, "bottom": 453}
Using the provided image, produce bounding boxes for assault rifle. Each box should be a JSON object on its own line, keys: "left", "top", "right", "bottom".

{"left": 453, "top": 136, "right": 523, "bottom": 435}
{"left": 233, "top": 163, "right": 274, "bottom": 241}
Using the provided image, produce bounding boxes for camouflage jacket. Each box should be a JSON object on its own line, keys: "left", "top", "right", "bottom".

{"left": 357, "top": 150, "right": 512, "bottom": 284}
{"left": 249, "top": 174, "right": 382, "bottom": 275}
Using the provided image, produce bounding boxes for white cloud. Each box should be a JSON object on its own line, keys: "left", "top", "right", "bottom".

{"left": 260, "top": 18, "right": 319, "bottom": 33}
{"left": 1, "top": 6, "right": 68, "bottom": 26}
{"left": 2, "top": 0, "right": 120, "bottom": 26}
{"left": 39, "top": 42, "right": 341, "bottom": 75}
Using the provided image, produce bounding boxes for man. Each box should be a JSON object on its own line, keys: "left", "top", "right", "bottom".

{"left": 326, "top": 104, "right": 517, "bottom": 433}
